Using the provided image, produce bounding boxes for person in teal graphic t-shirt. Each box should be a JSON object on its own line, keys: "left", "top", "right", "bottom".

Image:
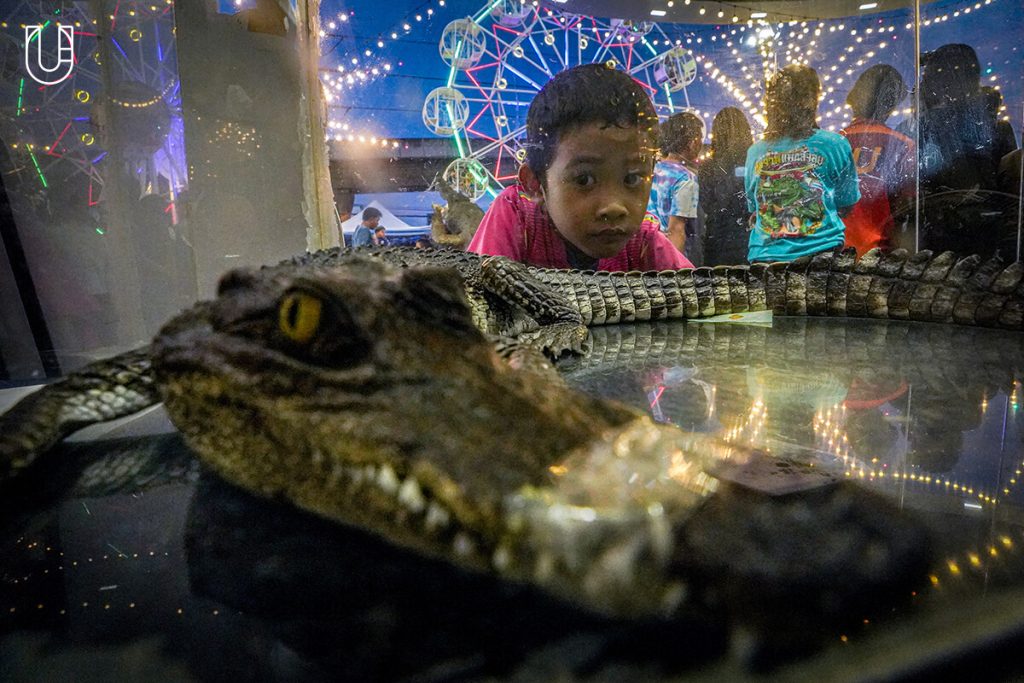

{"left": 745, "top": 65, "right": 860, "bottom": 263}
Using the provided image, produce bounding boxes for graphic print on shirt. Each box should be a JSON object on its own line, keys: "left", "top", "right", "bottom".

{"left": 753, "top": 146, "right": 827, "bottom": 239}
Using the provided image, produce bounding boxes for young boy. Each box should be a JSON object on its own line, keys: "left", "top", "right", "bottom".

{"left": 648, "top": 111, "right": 704, "bottom": 262}
{"left": 468, "top": 64, "right": 692, "bottom": 271}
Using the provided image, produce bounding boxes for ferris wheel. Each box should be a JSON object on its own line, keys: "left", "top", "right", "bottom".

{"left": 422, "top": 0, "right": 700, "bottom": 200}
{"left": 0, "top": 1, "right": 184, "bottom": 216}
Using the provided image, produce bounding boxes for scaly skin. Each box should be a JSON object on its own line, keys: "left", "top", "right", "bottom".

{"left": 306, "top": 245, "right": 1024, "bottom": 330}
{"left": 151, "top": 258, "right": 932, "bottom": 620}
{"left": 0, "top": 347, "right": 156, "bottom": 480}
{"left": 0, "top": 257, "right": 936, "bottom": 627}
{"left": 151, "top": 258, "right": 717, "bottom": 616}
{"left": 3, "top": 245, "right": 1022, "bottom": 487}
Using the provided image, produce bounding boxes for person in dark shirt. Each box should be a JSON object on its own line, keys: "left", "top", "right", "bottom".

{"left": 841, "top": 65, "right": 915, "bottom": 255}
{"left": 899, "top": 44, "right": 1002, "bottom": 256}
{"left": 981, "top": 86, "right": 1019, "bottom": 163}
{"left": 698, "top": 107, "right": 753, "bottom": 265}
{"left": 998, "top": 149, "right": 1023, "bottom": 259}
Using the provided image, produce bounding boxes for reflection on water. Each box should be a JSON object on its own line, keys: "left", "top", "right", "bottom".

{"left": 565, "top": 318, "right": 1024, "bottom": 516}
{"left": 563, "top": 318, "right": 1024, "bottom": 639}
{"left": 3, "top": 318, "right": 1024, "bottom": 679}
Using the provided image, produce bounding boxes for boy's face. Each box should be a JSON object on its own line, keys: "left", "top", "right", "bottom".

{"left": 523, "top": 122, "right": 654, "bottom": 260}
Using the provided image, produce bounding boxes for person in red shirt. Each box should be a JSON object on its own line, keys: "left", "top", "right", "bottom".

{"left": 840, "top": 65, "right": 916, "bottom": 256}
{"left": 468, "top": 64, "right": 692, "bottom": 271}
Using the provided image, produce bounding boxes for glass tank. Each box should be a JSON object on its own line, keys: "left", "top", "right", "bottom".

{"left": 1, "top": 0, "right": 1023, "bottom": 677}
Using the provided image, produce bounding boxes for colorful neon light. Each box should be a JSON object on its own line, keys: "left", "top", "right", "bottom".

{"left": 27, "top": 150, "right": 49, "bottom": 188}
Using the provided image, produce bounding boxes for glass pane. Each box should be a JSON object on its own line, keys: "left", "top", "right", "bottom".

{"left": 915, "top": 0, "right": 1023, "bottom": 259}
{"left": 3, "top": 0, "right": 1024, "bottom": 679}
{"left": 0, "top": 0, "right": 332, "bottom": 384}
{"left": 2, "top": 1, "right": 190, "bottom": 381}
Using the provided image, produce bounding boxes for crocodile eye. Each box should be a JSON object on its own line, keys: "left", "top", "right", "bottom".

{"left": 278, "top": 292, "right": 322, "bottom": 343}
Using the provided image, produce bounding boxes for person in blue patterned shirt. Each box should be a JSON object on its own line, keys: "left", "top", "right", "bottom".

{"left": 647, "top": 112, "right": 704, "bottom": 262}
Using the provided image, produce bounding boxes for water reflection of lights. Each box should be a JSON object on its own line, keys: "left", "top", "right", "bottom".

{"left": 811, "top": 401, "right": 1000, "bottom": 507}
{"left": 928, "top": 533, "right": 1017, "bottom": 589}
{"left": 722, "top": 397, "right": 767, "bottom": 447}
{"left": 714, "top": 378, "right": 1022, "bottom": 510}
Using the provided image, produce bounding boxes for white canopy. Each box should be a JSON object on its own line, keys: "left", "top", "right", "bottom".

{"left": 342, "top": 200, "right": 419, "bottom": 235}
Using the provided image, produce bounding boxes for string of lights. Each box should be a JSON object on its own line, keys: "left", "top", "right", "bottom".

{"left": 326, "top": 0, "right": 1013, "bottom": 146}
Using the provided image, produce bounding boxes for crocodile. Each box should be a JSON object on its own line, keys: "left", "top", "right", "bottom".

{"left": 1, "top": 246, "right": 1019, "bottom": 630}
{"left": 4, "top": 245, "right": 1024, "bottom": 480}
{"left": 2, "top": 256, "right": 933, "bottom": 634}
{"left": 309, "top": 244, "right": 1024, "bottom": 331}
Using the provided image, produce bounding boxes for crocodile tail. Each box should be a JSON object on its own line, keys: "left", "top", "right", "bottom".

{"left": 0, "top": 347, "right": 158, "bottom": 481}
{"left": 786, "top": 248, "right": 1024, "bottom": 330}
{"left": 549, "top": 248, "right": 1024, "bottom": 329}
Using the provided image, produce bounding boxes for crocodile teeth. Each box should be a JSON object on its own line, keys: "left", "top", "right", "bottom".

{"left": 424, "top": 502, "right": 450, "bottom": 531}
{"left": 453, "top": 532, "right": 475, "bottom": 558}
{"left": 492, "top": 545, "right": 512, "bottom": 572}
{"left": 377, "top": 464, "right": 400, "bottom": 494}
{"left": 661, "top": 582, "right": 688, "bottom": 613}
{"left": 397, "top": 477, "right": 426, "bottom": 513}
{"left": 534, "top": 552, "right": 555, "bottom": 581}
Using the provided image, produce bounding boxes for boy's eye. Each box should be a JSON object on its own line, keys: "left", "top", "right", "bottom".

{"left": 572, "top": 173, "right": 596, "bottom": 188}
{"left": 624, "top": 172, "right": 647, "bottom": 188}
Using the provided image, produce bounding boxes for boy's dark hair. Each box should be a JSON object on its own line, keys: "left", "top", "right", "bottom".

{"left": 846, "top": 64, "right": 906, "bottom": 122}
{"left": 362, "top": 207, "right": 382, "bottom": 221}
{"left": 525, "top": 63, "right": 658, "bottom": 183}
{"left": 709, "top": 106, "right": 753, "bottom": 167}
{"left": 659, "top": 112, "right": 704, "bottom": 157}
{"left": 764, "top": 64, "right": 820, "bottom": 141}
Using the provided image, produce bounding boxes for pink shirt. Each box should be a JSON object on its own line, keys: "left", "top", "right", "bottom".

{"left": 468, "top": 185, "right": 693, "bottom": 271}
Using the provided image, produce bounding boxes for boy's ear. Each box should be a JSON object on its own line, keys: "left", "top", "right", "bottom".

{"left": 518, "top": 164, "right": 543, "bottom": 198}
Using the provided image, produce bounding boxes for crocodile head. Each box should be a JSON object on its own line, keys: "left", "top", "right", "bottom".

{"left": 152, "top": 257, "right": 718, "bottom": 617}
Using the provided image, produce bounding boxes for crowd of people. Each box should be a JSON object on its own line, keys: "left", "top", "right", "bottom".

{"left": 466, "top": 46, "right": 1021, "bottom": 270}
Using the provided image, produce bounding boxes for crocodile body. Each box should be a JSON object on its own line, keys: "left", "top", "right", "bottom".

{"left": 309, "top": 245, "right": 1024, "bottom": 331}
{"left": 155, "top": 260, "right": 935, "bottom": 622}
{"left": 3, "top": 246, "right": 1023, "bottom": 480}
{"left": 0, "top": 245, "right": 1016, "bottom": 627}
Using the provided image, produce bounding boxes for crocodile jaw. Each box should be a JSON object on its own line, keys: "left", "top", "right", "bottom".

{"left": 159, "top": 363, "right": 719, "bottom": 618}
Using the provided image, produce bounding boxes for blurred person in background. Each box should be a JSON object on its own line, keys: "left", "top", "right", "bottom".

{"left": 699, "top": 107, "right": 753, "bottom": 265}
{"left": 899, "top": 44, "right": 1003, "bottom": 257}
{"left": 648, "top": 111, "right": 704, "bottom": 263}
{"left": 840, "top": 64, "right": 916, "bottom": 255}
{"left": 745, "top": 65, "right": 860, "bottom": 263}
{"left": 351, "top": 206, "right": 382, "bottom": 248}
